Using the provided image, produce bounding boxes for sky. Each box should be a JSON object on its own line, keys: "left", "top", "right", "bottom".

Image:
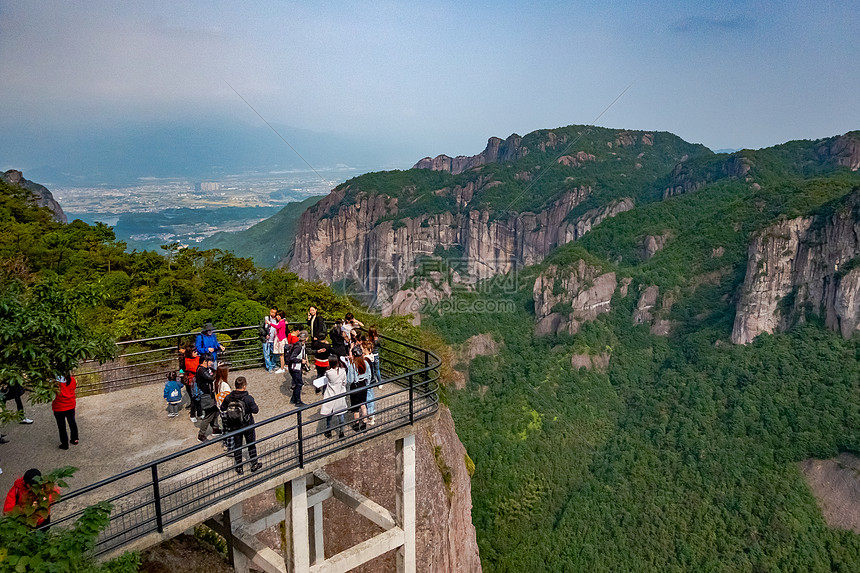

{"left": 1, "top": 0, "right": 858, "bottom": 172}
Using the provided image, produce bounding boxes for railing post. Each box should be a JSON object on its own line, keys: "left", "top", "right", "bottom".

{"left": 408, "top": 373, "right": 414, "bottom": 425}
{"left": 151, "top": 465, "right": 164, "bottom": 533}
{"left": 297, "top": 409, "right": 305, "bottom": 468}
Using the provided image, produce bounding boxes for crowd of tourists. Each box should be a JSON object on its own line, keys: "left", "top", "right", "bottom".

{"left": 1, "top": 308, "right": 385, "bottom": 509}
{"left": 165, "top": 309, "right": 384, "bottom": 475}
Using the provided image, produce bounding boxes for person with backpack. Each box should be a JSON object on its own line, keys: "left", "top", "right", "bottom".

{"left": 180, "top": 346, "right": 201, "bottom": 418}
{"left": 195, "top": 323, "right": 225, "bottom": 366}
{"left": 220, "top": 376, "right": 261, "bottom": 475}
{"left": 286, "top": 331, "right": 309, "bottom": 405}
{"left": 195, "top": 354, "right": 222, "bottom": 442}
{"left": 163, "top": 371, "right": 183, "bottom": 418}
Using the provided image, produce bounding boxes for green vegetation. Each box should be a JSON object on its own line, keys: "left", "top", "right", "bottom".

{"left": 0, "top": 467, "right": 139, "bottom": 572}
{"left": 419, "top": 135, "right": 860, "bottom": 571}
{"left": 199, "top": 195, "right": 325, "bottom": 267}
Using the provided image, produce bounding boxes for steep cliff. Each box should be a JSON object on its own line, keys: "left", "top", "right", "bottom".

{"left": 533, "top": 260, "right": 617, "bottom": 336}
{"left": 289, "top": 183, "right": 633, "bottom": 306}
{"left": 323, "top": 407, "right": 481, "bottom": 573}
{"left": 1, "top": 169, "right": 67, "bottom": 223}
{"left": 287, "top": 124, "right": 708, "bottom": 306}
{"left": 732, "top": 189, "right": 860, "bottom": 344}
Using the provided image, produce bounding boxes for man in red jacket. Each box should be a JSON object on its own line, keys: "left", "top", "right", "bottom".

{"left": 3, "top": 468, "right": 58, "bottom": 527}
{"left": 52, "top": 374, "right": 78, "bottom": 450}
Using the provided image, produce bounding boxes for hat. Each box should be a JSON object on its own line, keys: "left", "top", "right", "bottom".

{"left": 298, "top": 330, "right": 309, "bottom": 340}
{"left": 203, "top": 322, "right": 215, "bottom": 332}
{"left": 351, "top": 345, "right": 364, "bottom": 357}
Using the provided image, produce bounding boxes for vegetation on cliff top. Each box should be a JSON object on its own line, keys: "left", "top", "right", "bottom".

{"left": 420, "top": 149, "right": 860, "bottom": 571}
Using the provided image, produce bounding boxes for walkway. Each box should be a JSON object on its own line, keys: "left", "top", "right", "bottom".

{"left": 0, "top": 333, "right": 439, "bottom": 558}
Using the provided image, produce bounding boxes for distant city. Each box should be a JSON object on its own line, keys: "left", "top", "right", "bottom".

{"left": 58, "top": 168, "right": 365, "bottom": 250}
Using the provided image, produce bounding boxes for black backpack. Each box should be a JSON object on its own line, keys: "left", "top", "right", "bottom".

{"left": 224, "top": 397, "right": 249, "bottom": 428}
{"left": 257, "top": 322, "right": 268, "bottom": 341}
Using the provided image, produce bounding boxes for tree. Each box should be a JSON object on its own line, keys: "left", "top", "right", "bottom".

{"left": 0, "top": 467, "right": 139, "bottom": 572}
{"left": 0, "top": 279, "right": 115, "bottom": 422}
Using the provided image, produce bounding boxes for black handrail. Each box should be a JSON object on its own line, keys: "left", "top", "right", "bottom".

{"left": 54, "top": 326, "right": 440, "bottom": 557}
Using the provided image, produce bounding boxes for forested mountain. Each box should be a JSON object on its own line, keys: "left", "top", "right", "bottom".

{"left": 263, "top": 124, "right": 860, "bottom": 570}
{"left": 198, "top": 195, "right": 325, "bottom": 267}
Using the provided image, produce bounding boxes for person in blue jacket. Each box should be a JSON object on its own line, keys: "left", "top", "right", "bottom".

{"left": 196, "top": 323, "right": 225, "bottom": 365}
{"left": 163, "top": 371, "right": 183, "bottom": 418}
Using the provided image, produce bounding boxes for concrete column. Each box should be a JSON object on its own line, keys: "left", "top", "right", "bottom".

{"left": 290, "top": 474, "right": 311, "bottom": 573}
{"left": 395, "top": 434, "right": 416, "bottom": 573}
{"left": 225, "top": 503, "right": 251, "bottom": 573}
{"left": 282, "top": 482, "right": 294, "bottom": 573}
{"left": 308, "top": 502, "right": 325, "bottom": 565}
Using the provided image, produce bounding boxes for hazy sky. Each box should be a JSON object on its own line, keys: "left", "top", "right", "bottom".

{"left": 1, "top": 0, "right": 858, "bottom": 160}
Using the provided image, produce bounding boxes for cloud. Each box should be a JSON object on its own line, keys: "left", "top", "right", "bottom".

{"left": 669, "top": 15, "right": 756, "bottom": 33}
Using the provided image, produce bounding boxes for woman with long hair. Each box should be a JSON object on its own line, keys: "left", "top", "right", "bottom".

{"left": 344, "top": 347, "right": 372, "bottom": 432}
{"left": 320, "top": 357, "right": 348, "bottom": 438}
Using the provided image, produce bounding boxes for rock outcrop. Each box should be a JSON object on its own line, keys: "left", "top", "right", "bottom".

{"left": 288, "top": 184, "right": 632, "bottom": 306}
{"left": 1, "top": 170, "right": 67, "bottom": 223}
{"left": 414, "top": 134, "right": 526, "bottom": 174}
{"left": 570, "top": 352, "right": 610, "bottom": 371}
{"left": 818, "top": 132, "right": 860, "bottom": 172}
{"left": 639, "top": 233, "right": 669, "bottom": 260}
{"left": 732, "top": 189, "right": 860, "bottom": 344}
{"left": 663, "top": 155, "right": 754, "bottom": 199}
{"left": 533, "top": 260, "right": 617, "bottom": 336}
{"left": 632, "top": 285, "right": 675, "bottom": 336}
{"left": 324, "top": 407, "right": 482, "bottom": 573}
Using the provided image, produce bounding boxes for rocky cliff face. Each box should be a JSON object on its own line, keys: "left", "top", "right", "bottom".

{"left": 288, "top": 182, "right": 633, "bottom": 306}
{"left": 732, "top": 190, "right": 860, "bottom": 344}
{"left": 818, "top": 132, "right": 860, "bottom": 172}
{"left": 1, "top": 170, "right": 67, "bottom": 223}
{"left": 663, "top": 155, "right": 753, "bottom": 199}
{"left": 324, "top": 407, "right": 482, "bottom": 573}
{"left": 533, "top": 260, "right": 617, "bottom": 336}
{"left": 413, "top": 134, "right": 527, "bottom": 174}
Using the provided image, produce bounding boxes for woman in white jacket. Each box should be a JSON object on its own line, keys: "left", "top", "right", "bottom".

{"left": 321, "top": 357, "right": 349, "bottom": 438}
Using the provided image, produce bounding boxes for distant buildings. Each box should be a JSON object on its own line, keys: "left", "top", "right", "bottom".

{"left": 196, "top": 181, "right": 221, "bottom": 192}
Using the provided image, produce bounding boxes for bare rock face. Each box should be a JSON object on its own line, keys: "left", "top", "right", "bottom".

{"left": 732, "top": 190, "right": 860, "bottom": 344}
{"left": 460, "top": 333, "right": 501, "bottom": 362}
{"left": 324, "top": 408, "right": 482, "bottom": 573}
{"left": 663, "top": 155, "right": 754, "bottom": 199}
{"left": 556, "top": 151, "right": 596, "bottom": 167}
{"left": 288, "top": 183, "right": 632, "bottom": 307}
{"left": 383, "top": 272, "right": 455, "bottom": 325}
{"left": 533, "top": 261, "right": 617, "bottom": 336}
{"left": 1, "top": 170, "right": 67, "bottom": 223}
{"left": 818, "top": 132, "right": 860, "bottom": 171}
{"left": 639, "top": 233, "right": 669, "bottom": 260}
{"left": 570, "top": 352, "right": 610, "bottom": 371}
{"left": 414, "top": 134, "right": 526, "bottom": 174}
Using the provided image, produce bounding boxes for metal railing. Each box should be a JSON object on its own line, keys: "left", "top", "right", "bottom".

{"left": 55, "top": 327, "right": 440, "bottom": 557}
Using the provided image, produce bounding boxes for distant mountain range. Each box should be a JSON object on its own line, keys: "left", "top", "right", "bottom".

{"left": 0, "top": 118, "right": 417, "bottom": 187}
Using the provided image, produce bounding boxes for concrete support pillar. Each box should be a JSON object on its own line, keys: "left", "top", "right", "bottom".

{"left": 309, "top": 502, "right": 325, "bottom": 565}
{"left": 290, "top": 474, "right": 311, "bottom": 573}
{"left": 225, "top": 503, "right": 251, "bottom": 573}
{"left": 395, "top": 434, "right": 416, "bottom": 573}
{"left": 282, "top": 482, "right": 294, "bottom": 573}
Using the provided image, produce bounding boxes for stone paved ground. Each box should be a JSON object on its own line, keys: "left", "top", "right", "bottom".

{"left": 0, "top": 367, "right": 417, "bottom": 518}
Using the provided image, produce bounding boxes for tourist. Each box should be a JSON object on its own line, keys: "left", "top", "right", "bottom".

{"left": 307, "top": 306, "right": 327, "bottom": 349}
{"left": 286, "top": 331, "right": 309, "bottom": 405}
{"left": 367, "top": 325, "right": 383, "bottom": 388}
{"left": 344, "top": 346, "right": 371, "bottom": 432}
{"left": 52, "top": 374, "right": 78, "bottom": 450}
{"left": 263, "top": 307, "right": 277, "bottom": 372}
{"left": 345, "top": 312, "right": 364, "bottom": 330}
{"left": 313, "top": 343, "right": 330, "bottom": 380}
{"left": 1, "top": 382, "right": 34, "bottom": 425}
{"left": 215, "top": 370, "right": 233, "bottom": 452}
{"left": 272, "top": 312, "right": 287, "bottom": 374}
{"left": 195, "top": 354, "right": 222, "bottom": 442}
{"left": 329, "top": 318, "right": 349, "bottom": 358}
{"left": 195, "top": 323, "right": 225, "bottom": 365}
{"left": 3, "top": 468, "right": 59, "bottom": 528}
{"left": 163, "top": 371, "right": 183, "bottom": 418}
{"left": 181, "top": 346, "right": 202, "bottom": 421}
{"left": 220, "top": 376, "right": 262, "bottom": 474}
{"left": 361, "top": 341, "right": 378, "bottom": 426}
{"left": 321, "top": 357, "right": 348, "bottom": 439}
